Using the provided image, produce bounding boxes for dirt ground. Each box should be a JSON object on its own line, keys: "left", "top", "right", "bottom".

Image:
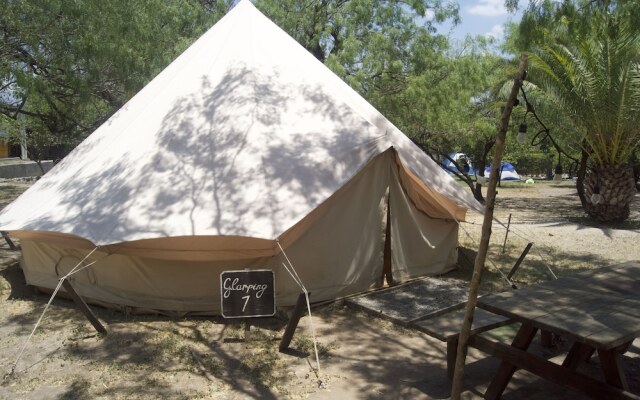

{"left": 0, "top": 178, "right": 638, "bottom": 399}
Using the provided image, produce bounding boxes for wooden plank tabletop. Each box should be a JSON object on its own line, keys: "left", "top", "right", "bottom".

{"left": 412, "top": 308, "right": 512, "bottom": 341}
{"left": 478, "top": 262, "right": 640, "bottom": 350}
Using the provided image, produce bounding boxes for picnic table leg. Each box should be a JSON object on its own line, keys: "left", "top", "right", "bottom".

{"left": 562, "top": 342, "right": 595, "bottom": 370}
{"left": 540, "top": 330, "right": 554, "bottom": 347}
{"left": 598, "top": 349, "right": 629, "bottom": 391}
{"left": 615, "top": 340, "right": 633, "bottom": 355}
{"left": 484, "top": 323, "right": 537, "bottom": 400}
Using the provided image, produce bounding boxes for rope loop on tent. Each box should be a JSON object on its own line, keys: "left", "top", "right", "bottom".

{"left": 275, "top": 240, "right": 324, "bottom": 387}
{"left": 6, "top": 246, "right": 102, "bottom": 378}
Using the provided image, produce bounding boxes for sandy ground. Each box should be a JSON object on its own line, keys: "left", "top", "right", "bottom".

{"left": 0, "top": 178, "right": 638, "bottom": 399}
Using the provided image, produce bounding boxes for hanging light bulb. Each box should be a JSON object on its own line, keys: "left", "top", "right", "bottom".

{"left": 517, "top": 123, "right": 527, "bottom": 144}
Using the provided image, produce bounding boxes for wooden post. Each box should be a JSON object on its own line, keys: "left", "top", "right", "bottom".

{"left": 501, "top": 214, "right": 512, "bottom": 254}
{"left": 447, "top": 339, "right": 458, "bottom": 380}
{"left": 450, "top": 54, "right": 528, "bottom": 399}
{"left": 507, "top": 242, "right": 533, "bottom": 280}
{"left": 1, "top": 231, "right": 17, "bottom": 251}
{"left": 61, "top": 279, "right": 107, "bottom": 335}
{"left": 279, "top": 292, "right": 309, "bottom": 352}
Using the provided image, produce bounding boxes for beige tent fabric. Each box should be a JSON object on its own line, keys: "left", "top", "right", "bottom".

{"left": 20, "top": 153, "right": 393, "bottom": 313}
{"left": 394, "top": 153, "right": 468, "bottom": 221}
{"left": 1, "top": 1, "right": 481, "bottom": 313}
{"left": 19, "top": 151, "right": 461, "bottom": 313}
{"left": 21, "top": 241, "right": 272, "bottom": 313}
{"left": 0, "top": 0, "right": 481, "bottom": 252}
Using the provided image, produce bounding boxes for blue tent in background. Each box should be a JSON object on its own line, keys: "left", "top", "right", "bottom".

{"left": 441, "top": 153, "right": 477, "bottom": 175}
{"left": 485, "top": 162, "right": 521, "bottom": 181}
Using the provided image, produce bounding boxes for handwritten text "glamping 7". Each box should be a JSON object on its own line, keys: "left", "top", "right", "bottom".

{"left": 222, "top": 278, "right": 268, "bottom": 299}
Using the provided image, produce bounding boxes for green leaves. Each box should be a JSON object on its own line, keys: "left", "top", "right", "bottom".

{"left": 526, "top": 13, "right": 640, "bottom": 167}
{"left": 256, "top": 0, "right": 506, "bottom": 163}
{"left": 1, "top": 0, "right": 233, "bottom": 160}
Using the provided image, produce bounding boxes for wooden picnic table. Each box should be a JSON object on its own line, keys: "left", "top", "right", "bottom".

{"left": 470, "top": 261, "right": 640, "bottom": 400}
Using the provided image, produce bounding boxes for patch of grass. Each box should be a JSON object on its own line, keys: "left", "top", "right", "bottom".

{"left": 236, "top": 328, "right": 287, "bottom": 391}
{"left": 70, "top": 323, "right": 93, "bottom": 338}
{"left": 224, "top": 323, "right": 246, "bottom": 340}
{"left": 12, "top": 376, "right": 41, "bottom": 393}
{"left": 292, "top": 334, "right": 337, "bottom": 358}
{"left": 59, "top": 376, "right": 91, "bottom": 400}
{"left": 188, "top": 349, "right": 224, "bottom": 375}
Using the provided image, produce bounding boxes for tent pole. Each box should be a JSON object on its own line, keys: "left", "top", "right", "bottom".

{"left": 450, "top": 54, "right": 528, "bottom": 399}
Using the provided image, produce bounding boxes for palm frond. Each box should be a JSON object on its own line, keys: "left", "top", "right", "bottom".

{"left": 526, "top": 15, "right": 640, "bottom": 167}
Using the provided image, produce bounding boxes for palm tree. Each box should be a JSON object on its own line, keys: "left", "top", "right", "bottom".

{"left": 526, "top": 16, "right": 640, "bottom": 223}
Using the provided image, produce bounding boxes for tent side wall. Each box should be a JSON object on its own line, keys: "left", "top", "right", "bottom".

{"left": 21, "top": 241, "right": 272, "bottom": 314}
{"left": 18, "top": 150, "right": 460, "bottom": 314}
{"left": 17, "top": 153, "right": 386, "bottom": 314}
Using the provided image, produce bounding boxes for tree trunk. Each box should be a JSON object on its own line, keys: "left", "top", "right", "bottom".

{"left": 450, "top": 54, "right": 528, "bottom": 399}
{"left": 473, "top": 182, "right": 485, "bottom": 203}
{"left": 576, "top": 147, "right": 589, "bottom": 208}
{"left": 584, "top": 166, "right": 635, "bottom": 223}
{"left": 470, "top": 140, "right": 495, "bottom": 204}
{"left": 632, "top": 156, "right": 640, "bottom": 192}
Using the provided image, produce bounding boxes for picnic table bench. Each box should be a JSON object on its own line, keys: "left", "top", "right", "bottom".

{"left": 412, "top": 308, "right": 512, "bottom": 379}
{"left": 472, "top": 261, "right": 640, "bottom": 400}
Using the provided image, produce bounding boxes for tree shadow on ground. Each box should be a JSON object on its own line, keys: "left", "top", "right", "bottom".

{"left": 494, "top": 187, "right": 640, "bottom": 234}
{"left": 1, "top": 300, "right": 292, "bottom": 399}
{"left": 2, "top": 258, "right": 639, "bottom": 399}
{"left": 1, "top": 259, "right": 297, "bottom": 399}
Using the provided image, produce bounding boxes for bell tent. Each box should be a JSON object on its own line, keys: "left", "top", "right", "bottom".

{"left": 0, "top": 1, "right": 483, "bottom": 314}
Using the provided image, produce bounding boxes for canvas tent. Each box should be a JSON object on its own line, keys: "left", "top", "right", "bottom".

{"left": 0, "top": 1, "right": 483, "bottom": 315}
{"left": 485, "top": 162, "right": 521, "bottom": 181}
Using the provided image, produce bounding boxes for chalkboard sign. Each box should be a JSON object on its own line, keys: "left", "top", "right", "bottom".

{"left": 220, "top": 269, "right": 275, "bottom": 318}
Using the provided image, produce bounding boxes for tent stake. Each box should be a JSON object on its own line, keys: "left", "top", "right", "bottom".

{"left": 501, "top": 214, "right": 512, "bottom": 253}
{"left": 1, "top": 231, "right": 17, "bottom": 251}
{"left": 450, "top": 54, "right": 528, "bottom": 399}
{"left": 61, "top": 279, "right": 107, "bottom": 335}
{"left": 279, "top": 292, "right": 309, "bottom": 352}
{"left": 507, "top": 242, "right": 533, "bottom": 280}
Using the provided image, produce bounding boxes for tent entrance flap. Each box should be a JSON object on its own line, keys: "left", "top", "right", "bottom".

{"left": 388, "top": 161, "right": 460, "bottom": 282}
